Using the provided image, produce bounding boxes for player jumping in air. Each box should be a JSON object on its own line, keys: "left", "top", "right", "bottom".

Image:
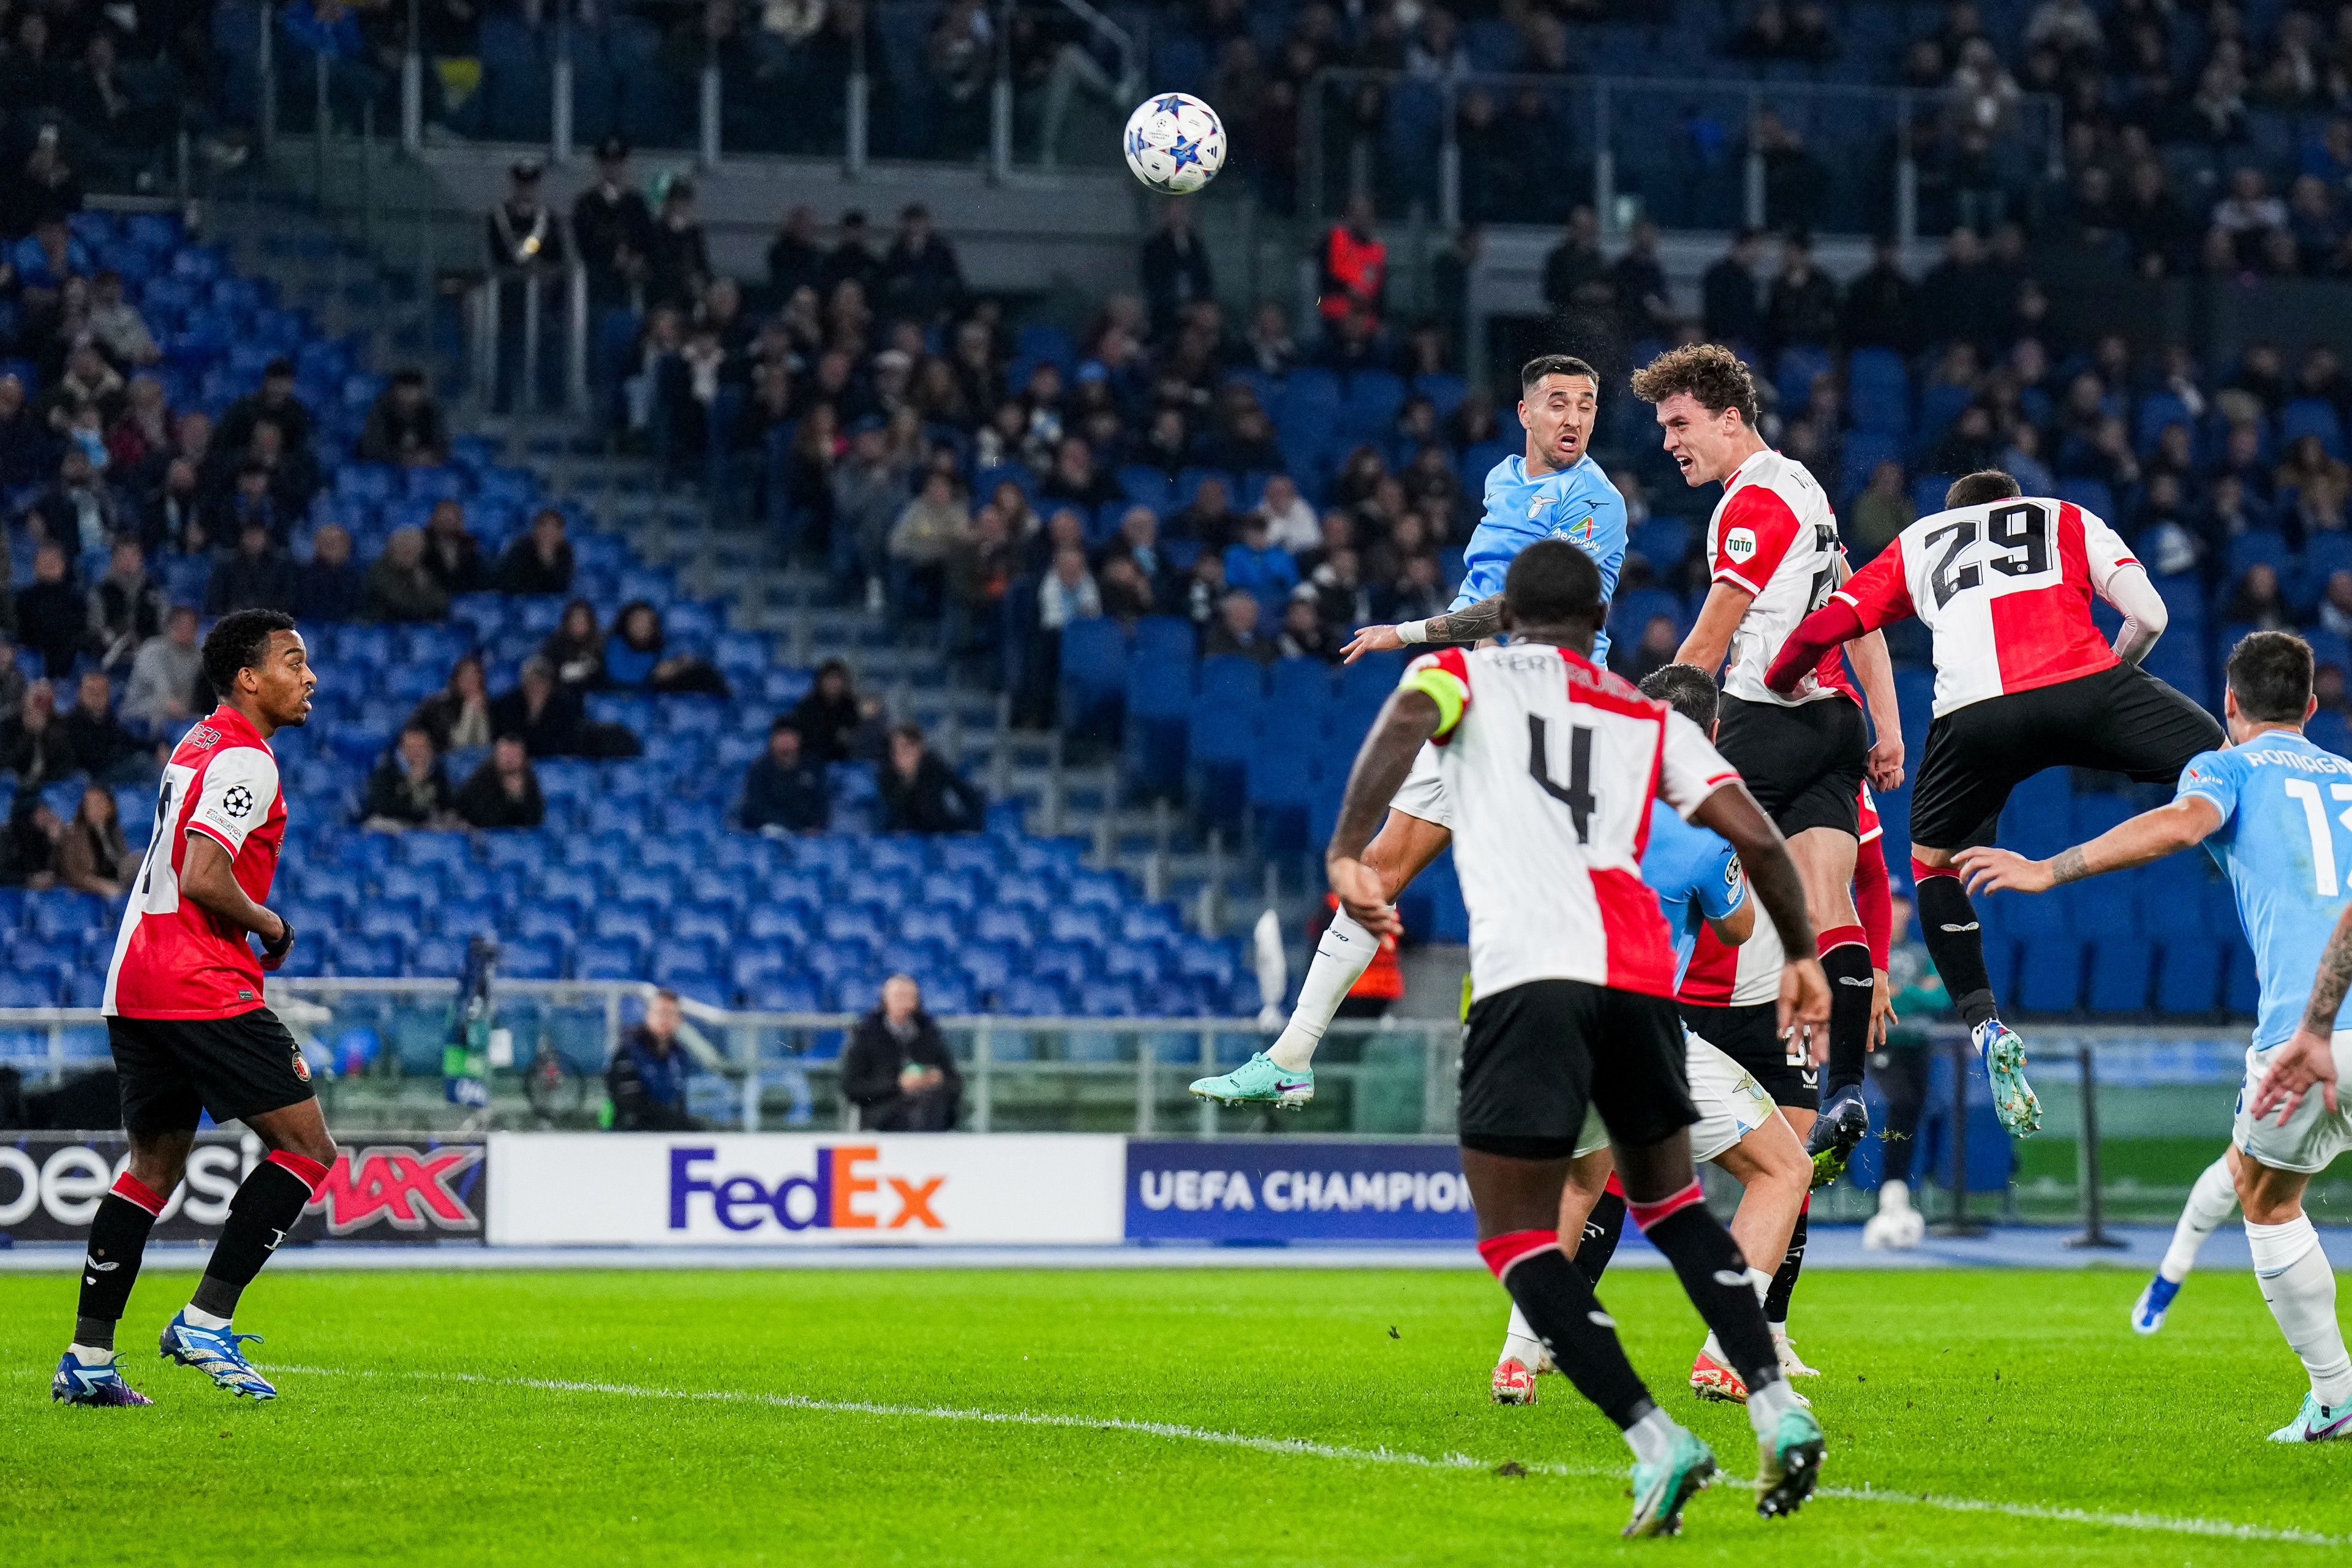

{"left": 1766, "top": 469, "right": 2222, "bottom": 1136}
{"left": 1630, "top": 344, "right": 1904, "bottom": 1183}
{"left": 1491, "top": 663, "right": 1828, "bottom": 1409}
{"left": 1330, "top": 540, "right": 1832, "bottom": 1535}
{"left": 1191, "top": 353, "right": 1628, "bottom": 1109}
{"left": 1959, "top": 631, "right": 2352, "bottom": 1442}
{"left": 51, "top": 609, "right": 322, "bottom": 1408}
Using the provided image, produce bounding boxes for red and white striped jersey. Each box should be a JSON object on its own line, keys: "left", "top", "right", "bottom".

{"left": 1679, "top": 778, "right": 1875, "bottom": 1006}
{"left": 1708, "top": 449, "right": 1856, "bottom": 708}
{"left": 104, "top": 706, "right": 288, "bottom": 1019}
{"left": 1834, "top": 497, "right": 2139, "bottom": 717}
{"left": 1410, "top": 644, "right": 1740, "bottom": 1003}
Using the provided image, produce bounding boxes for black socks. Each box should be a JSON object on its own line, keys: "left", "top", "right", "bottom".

{"left": 1493, "top": 1242, "right": 1653, "bottom": 1428}
{"left": 1637, "top": 1193, "right": 1782, "bottom": 1390}
{"left": 75, "top": 1175, "right": 166, "bottom": 1349}
{"left": 1914, "top": 870, "right": 1999, "bottom": 1029}
{"left": 1765, "top": 1204, "right": 1807, "bottom": 1325}
{"left": 190, "top": 1156, "right": 320, "bottom": 1321}
{"left": 1820, "top": 932, "right": 1873, "bottom": 1099}
{"left": 1573, "top": 1188, "right": 1627, "bottom": 1286}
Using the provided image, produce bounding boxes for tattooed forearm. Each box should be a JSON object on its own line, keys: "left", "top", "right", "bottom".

{"left": 1428, "top": 594, "right": 1504, "bottom": 645}
{"left": 2048, "top": 846, "right": 2089, "bottom": 886}
{"left": 2302, "top": 904, "right": 2352, "bottom": 1038}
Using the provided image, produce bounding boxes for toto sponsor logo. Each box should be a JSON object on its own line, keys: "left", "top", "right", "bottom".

{"left": 0, "top": 1136, "right": 486, "bottom": 1243}
{"left": 668, "top": 1145, "right": 945, "bottom": 1234}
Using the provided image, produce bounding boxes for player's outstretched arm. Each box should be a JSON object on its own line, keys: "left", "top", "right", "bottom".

{"left": 1953, "top": 796, "right": 2224, "bottom": 895}
{"left": 181, "top": 831, "right": 293, "bottom": 965}
{"left": 2252, "top": 903, "right": 2352, "bottom": 1125}
{"left": 1342, "top": 595, "right": 1507, "bottom": 663}
{"left": 2099, "top": 562, "right": 2169, "bottom": 666}
{"left": 1325, "top": 687, "right": 1443, "bottom": 933}
{"left": 1672, "top": 581, "right": 1752, "bottom": 678}
{"left": 1689, "top": 779, "right": 1830, "bottom": 1042}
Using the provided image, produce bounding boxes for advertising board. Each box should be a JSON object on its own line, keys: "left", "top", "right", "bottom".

{"left": 1125, "top": 1139, "right": 1479, "bottom": 1244}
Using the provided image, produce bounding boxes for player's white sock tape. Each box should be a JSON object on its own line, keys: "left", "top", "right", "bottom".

{"left": 1267, "top": 910, "right": 1379, "bottom": 1073}
{"left": 1500, "top": 1301, "right": 1547, "bottom": 1370}
{"left": 2160, "top": 1156, "right": 2239, "bottom": 1284}
{"left": 1745, "top": 1267, "right": 1774, "bottom": 1305}
{"left": 1747, "top": 1373, "right": 1801, "bottom": 1439}
{"left": 2247, "top": 1215, "right": 2352, "bottom": 1408}
{"left": 1624, "top": 1405, "right": 1680, "bottom": 1465}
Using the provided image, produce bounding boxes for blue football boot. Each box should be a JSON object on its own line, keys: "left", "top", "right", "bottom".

{"left": 159, "top": 1311, "right": 278, "bottom": 1400}
{"left": 2131, "top": 1274, "right": 2182, "bottom": 1335}
{"left": 52, "top": 1350, "right": 154, "bottom": 1406}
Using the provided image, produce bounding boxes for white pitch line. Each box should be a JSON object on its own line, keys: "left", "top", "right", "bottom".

{"left": 273, "top": 1365, "right": 2345, "bottom": 1548}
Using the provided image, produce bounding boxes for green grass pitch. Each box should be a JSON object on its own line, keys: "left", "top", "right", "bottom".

{"left": 4, "top": 1266, "right": 2348, "bottom": 1564}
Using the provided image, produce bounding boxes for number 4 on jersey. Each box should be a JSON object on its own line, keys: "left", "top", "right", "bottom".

{"left": 1528, "top": 716, "right": 1596, "bottom": 842}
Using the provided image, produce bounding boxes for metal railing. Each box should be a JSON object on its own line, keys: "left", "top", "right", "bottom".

{"left": 1300, "top": 67, "right": 2065, "bottom": 244}
{"left": 467, "top": 263, "right": 593, "bottom": 418}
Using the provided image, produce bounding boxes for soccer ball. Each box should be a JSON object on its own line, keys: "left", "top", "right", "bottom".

{"left": 1123, "top": 92, "right": 1226, "bottom": 195}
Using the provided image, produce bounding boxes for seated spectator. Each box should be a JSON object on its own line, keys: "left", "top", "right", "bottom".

{"left": 0, "top": 796, "right": 64, "bottom": 890}
{"left": 87, "top": 539, "right": 167, "bottom": 671}
{"left": 453, "top": 734, "right": 546, "bottom": 830}
{"left": 1204, "top": 588, "right": 1276, "bottom": 663}
{"left": 1038, "top": 544, "right": 1102, "bottom": 629}
{"left": 421, "top": 499, "right": 486, "bottom": 594}
{"left": 791, "top": 658, "right": 873, "bottom": 763}
{"left": 1276, "top": 595, "right": 1338, "bottom": 662}
{"left": 2000, "top": 424, "right": 2056, "bottom": 499}
{"left": 202, "top": 462, "right": 287, "bottom": 550}
{"left": 1256, "top": 474, "right": 1319, "bottom": 556}
{"left": 541, "top": 598, "right": 606, "bottom": 688}
{"left": 1304, "top": 546, "right": 1371, "bottom": 633}
{"left": 219, "top": 355, "right": 315, "bottom": 456}
{"left": 355, "top": 369, "right": 448, "bottom": 466}
{"left": 491, "top": 656, "right": 592, "bottom": 758}
{"left": 206, "top": 521, "right": 300, "bottom": 617}
{"left": 62, "top": 669, "right": 152, "bottom": 785}
{"left": 39, "top": 343, "right": 126, "bottom": 433}
{"left": 0, "top": 374, "right": 55, "bottom": 489}
{"left": 1039, "top": 435, "right": 1120, "bottom": 512}
{"left": 140, "top": 456, "right": 206, "bottom": 557}
{"left": 361, "top": 726, "right": 456, "bottom": 830}
{"left": 107, "top": 375, "right": 173, "bottom": 474}
{"left": 298, "top": 523, "right": 366, "bottom": 623}
{"left": 87, "top": 270, "right": 160, "bottom": 367}
{"left": 123, "top": 605, "right": 202, "bottom": 733}
{"left": 0, "top": 676, "right": 77, "bottom": 786}
{"left": 408, "top": 654, "right": 495, "bottom": 752}
{"left": 1221, "top": 513, "right": 1300, "bottom": 602}
{"left": 364, "top": 526, "right": 453, "bottom": 623}
{"left": 24, "top": 445, "right": 123, "bottom": 554}
{"left": 888, "top": 470, "right": 970, "bottom": 621}
{"left": 495, "top": 507, "right": 576, "bottom": 595}
{"left": 1200, "top": 404, "right": 1283, "bottom": 474}
{"left": 243, "top": 418, "right": 320, "bottom": 516}
{"left": 1098, "top": 555, "right": 1157, "bottom": 623}
{"left": 17, "top": 542, "right": 88, "bottom": 677}
{"left": 2320, "top": 570, "right": 2352, "bottom": 638}
{"left": 842, "top": 974, "right": 963, "bottom": 1131}
{"left": 605, "top": 988, "right": 701, "bottom": 1132}
{"left": 604, "top": 601, "right": 731, "bottom": 696}
{"left": 829, "top": 421, "right": 905, "bottom": 608}
{"left": 55, "top": 782, "right": 130, "bottom": 897}
{"left": 2223, "top": 562, "right": 2293, "bottom": 629}
{"left": 946, "top": 503, "right": 1019, "bottom": 651}
{"left": 1103, "top": 507, "right": 1175, "bottom": 608}
{"left": 879, "top": 722, "right": 985, "bottom": 834}
{"left": 739, "top": 718, "right": 830, "bottom": 834}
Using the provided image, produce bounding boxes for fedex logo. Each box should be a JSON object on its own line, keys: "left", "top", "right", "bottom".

{"left": 668, "top": 1146, "right": 946, "bottom": 1234}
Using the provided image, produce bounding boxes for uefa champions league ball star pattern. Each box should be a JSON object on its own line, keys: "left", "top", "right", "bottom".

{"left": 1123, "top": 93, "right": 1227, "bottom": 195}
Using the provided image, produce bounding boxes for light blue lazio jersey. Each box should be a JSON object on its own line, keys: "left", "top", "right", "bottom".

{"left": 1642, "top": 807, "right": 1747, "bottom": 992}
{"left": 2175, "top": 729, "right": 2352, "bottom": 1049}
{"left": 1454, "top": 453, "right": 1630, "bottom": 663}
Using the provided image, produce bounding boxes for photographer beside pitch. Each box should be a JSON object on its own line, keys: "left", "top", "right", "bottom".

{"left": 1327, "top": 538, "right": 1831, "bottom": 1536}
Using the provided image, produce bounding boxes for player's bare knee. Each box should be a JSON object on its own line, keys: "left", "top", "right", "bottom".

{"left": 127, "top": 1130, "right": 194, "bottom": 1195}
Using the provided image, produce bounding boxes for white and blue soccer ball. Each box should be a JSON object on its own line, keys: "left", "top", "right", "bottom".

{"left": 1123, "top": 92, "right": 1227, "bottom": 196}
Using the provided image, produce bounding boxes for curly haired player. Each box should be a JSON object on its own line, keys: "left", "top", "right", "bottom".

{"left": 52, "top": 609, "right": 328, "bottom": 1408}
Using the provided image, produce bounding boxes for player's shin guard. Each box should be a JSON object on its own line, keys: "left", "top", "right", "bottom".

{"left": 1480, "top": 1229, "right": 1654, "bottom": 1428}
{"left": 1574, "top": 1179, "right": 1628, "bottom": 1286}
{"left": 1913, "top": 861, "right": 1999, "bottom": 1029}
{"left": 2163, "top": 1156, "right": 2239, "bottom": 1283}
{"left": 1265, "top": 910, "right": 1380, "bottom": 1073}
{"left": 1818, "top": 927, "right": 1872, "bottom": 1098}
{"left": 2248, "top": 1215, "right": 2352, "bottom": 1407}
{"left": 1765, "top": 1200, "right": 1807, "bottom": 1326}
{"left": 75, "top": 1173, "right": 167, "bottom": 1351}
{"left": 1632, "top": 1182, "right": 1781, "bottom": 1395}
{"left": 189, "top": 1153, "right": 326, "bottom": 1321}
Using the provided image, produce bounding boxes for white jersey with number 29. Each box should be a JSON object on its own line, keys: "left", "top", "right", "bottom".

{"left": 1406, "top": 644, "right": 1742, "bottom": 1004}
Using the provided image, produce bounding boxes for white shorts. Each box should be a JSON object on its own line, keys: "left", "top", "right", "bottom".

{"left": 1567, "top": 1032, "right": 1776, "bottom": 1164}
{"left": 1391, "top": 742, "right": 1454, "bottom": 831}
{"left": 2234, "top": 1031, "right": 2352, "bottom": 1175}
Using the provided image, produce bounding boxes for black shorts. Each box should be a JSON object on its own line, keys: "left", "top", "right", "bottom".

{"left": 1458, "top": 979, "right": 1695, "bottom": 1158}
{"left": 1907, "top": 662, "right": 2227, "bottom": 851}
{"left": 108, "top": 1008, "right": 315, "bottom": 1136}
{"left": 1714, "top": 692, "right": 1868, "bottom": 839}
{"left": 1680, "top": 1000, "right": 1817, "bottom": 1109}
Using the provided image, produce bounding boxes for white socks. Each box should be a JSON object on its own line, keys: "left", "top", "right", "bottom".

{"left": 1624, "top": 1404, "right": 1681, "bottom": 1464}
{"left": 67, "top": 1343, "right": 113, "bottom": 1366}
{"left": 1499, "top": 1301, "right": 1550, "bottom": 1368}
{"left": 2161, "top": 1156, "right": 2240, "bottom": 1284}
{"left": 2247, "top": 1214, "right": 2352, "bottom": 1408}
{"left": 182, "top": 1304, "right": 233, "bottom": 1332}
{"left": 1266, "top": 908, "right": 1380, "bottom": 1072}
{"left": 1745, "top": 1266, "right": 1773, "bottom": 1304}
{"left": 1747, "top": 1373, "right": 1802, "bottom": 1438}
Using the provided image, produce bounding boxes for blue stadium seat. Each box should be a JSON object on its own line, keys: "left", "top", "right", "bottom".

{"left": 750, "top": 978, "right": 823, "bottom": 1012}
{"left": 668, "top": 904, "right": 739, "bottom": 944}
{"left": 327, "top": 933, "right": 404, "bottom": 976}
{"left": 355, "top": 899, "right": 424, "bottom": 940}
{"left": 918, "top": 872, "right": 980, "bottom": 911}
{"left": 2013, "top": 936, "right": 2084, "bottom": 1014}
{"left": 1103, "top": 944, "right": 1166, "bottom": 982}
{"left": 820, "top": 908, "right": 890, "bottom": 946}
{"left": 434, "top": 899, "right": 501, "bottom": 939}
{"left": 406, "top": 936, "right": 469, "bottom": 977}
{"left": 1047, "top": 907, "right": 1114, "bottom": 948}
{"left": 974, "top": 906, "right": 1037, "bottom": 944}
{"left": 993, "top": 978, "right": 1069, "bottom": 1015}
{"left": 590, "top": 906, "right": 660, "bottom": 946}
{"left": 2086, "top": 940, "right": 2154, "bottom": 1013}
{"left": 959, "top": 944, "right": 1016, "bottom": 993}
{"left": 2156, "top": 938, "right": 2225, "bottom": 1014}
{"left": 1030, "top": 943, "right": 1095, "bottom": 986}
{"left": 1118, "top": 905, "right": 1185, "bottom": 943}
{"left": 993, "top": 876, "right": 1055, "bottom": 912}
{"left": 897, "top": 907, "right": 963, "bottom": 944}
{"left": 573, "top": 938, "right": 644, "bottom": 980}
{"left": 745, "top": 905, "right": 813, "bottom": 944}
